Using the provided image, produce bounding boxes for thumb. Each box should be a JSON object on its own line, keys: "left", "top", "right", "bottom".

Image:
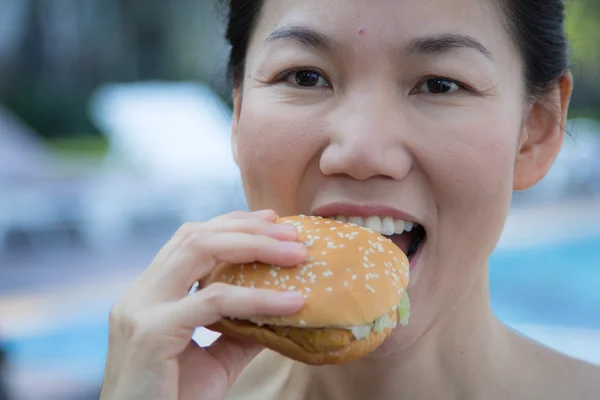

{"left": 205, "top": 335, "right": 265, "bottom": 386}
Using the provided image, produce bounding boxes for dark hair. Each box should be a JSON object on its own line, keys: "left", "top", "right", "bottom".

{"left": 224, "top": 0, "right": 569, "bottom": 99}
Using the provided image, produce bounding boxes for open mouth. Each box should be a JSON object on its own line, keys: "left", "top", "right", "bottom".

{"left": 322, "top": 215, "right": 427, "bottom": 266}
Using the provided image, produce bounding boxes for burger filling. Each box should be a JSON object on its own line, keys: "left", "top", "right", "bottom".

{"left": 238, "top": 292, "right": 411, "bottom": 349}
{"left": 347, "top": 292, "right": 411, "bottom": 340}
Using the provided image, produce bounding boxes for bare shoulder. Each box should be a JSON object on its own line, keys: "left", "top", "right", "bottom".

{"left": 227, "top": 350, "right": 307, "bottom": 400}
{"left": 514, "top": 333, "right": 600, "bottom": 399}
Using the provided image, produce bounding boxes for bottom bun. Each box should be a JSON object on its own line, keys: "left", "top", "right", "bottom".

{"left": 206, "top": 319, "right": 393, "bottom": 365}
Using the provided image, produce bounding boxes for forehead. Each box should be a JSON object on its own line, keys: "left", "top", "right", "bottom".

{"left": 250, "top": 0, "right": 512, "bottom": 60}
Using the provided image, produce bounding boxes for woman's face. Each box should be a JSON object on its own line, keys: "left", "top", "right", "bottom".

{"left": 232, "top": 0, "right": 543, "bottom": 353}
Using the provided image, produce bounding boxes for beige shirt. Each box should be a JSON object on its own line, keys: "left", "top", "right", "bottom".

{"left": 226, "top": 350, "right": 309, "bottom": 400}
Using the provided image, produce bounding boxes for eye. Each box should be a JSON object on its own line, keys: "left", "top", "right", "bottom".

{"left": 284, "top": 69, "right": 330, "bottom": 88}
{"left": 416, "top": 77, "right": 461, "bottom": 94}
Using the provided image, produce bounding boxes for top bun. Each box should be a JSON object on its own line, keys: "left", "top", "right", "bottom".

{"left": 204, "top": 215, "right": 409, "bottom": 328}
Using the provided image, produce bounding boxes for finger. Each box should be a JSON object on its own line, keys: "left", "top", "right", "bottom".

{"left": 180, "top": 209, "right": 280, "bottom": 235}
{"left": 172, "top": 283, "right": 306, "bottom": 330}
{"left": 151, "top": 209, "right": 283, "bottom": 267}
{"left": 204, "top": 336, "right": 264, "bottom": 387}
{"left": 127, "top": 229, "right": 307, "bottom": 306}
{"left": 163, "top": 231, "right": 307, "bottom": 291}
{"left": 193, "top": 216, "right": 299, "bottom": 241}
{"left": 178, "top": 338, "right": 263, "bottom": 400}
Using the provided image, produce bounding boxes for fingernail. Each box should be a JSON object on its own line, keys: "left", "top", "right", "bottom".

{"left": 279, "top": 291, "right": 306, "bottom": 302}
{"left": 254, "top": 209, "right": 273, "bottom": 215}
{"left": 277, "top": 242, "right": 306, "bottom": 253}
{"left": 275, "top": 223, "right": 298, "bottom": 232}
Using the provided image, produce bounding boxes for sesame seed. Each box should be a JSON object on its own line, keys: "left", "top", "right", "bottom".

{"left": 300, "top": 320, "right": 307, "bottom": 326}
{"left": 288, "top": 286, "right": 296, "bottom": 290}
{"left": 322, "top": 251, "right": 327, "bottom": 255}
{"left": 274, "top": 281, "right": 280, "bottom": 286}
{"left": 344, "top": 281, "right": 349, "bottom": 287}
{"left": 326, "top": 287, "right": 333, "bottom": 292}
{"left": 352, "top": 274, "right": 357, "bottom": 280}
{"left": 281, "top": 284, "right": 287, "bottom": 289}
{"left": 305, "top": 287, "right": 312, "bottom": 292}
{"left": 264, "top": 280, "right": 271, "bottom": 285}
{"left": 365, "top": 284, "right": 376, "bottom": 293}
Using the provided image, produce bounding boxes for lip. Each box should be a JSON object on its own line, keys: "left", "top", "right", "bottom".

{"left": 310, "top": 202, "right": 422, "bottom": 225}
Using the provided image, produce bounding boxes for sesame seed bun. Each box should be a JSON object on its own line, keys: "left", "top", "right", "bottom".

{"left": 202, "top": 215, "right": 410, "bottom": 365}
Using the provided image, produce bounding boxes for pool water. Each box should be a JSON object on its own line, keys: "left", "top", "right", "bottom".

{"left": 5, "top": 234, "right": 600, "bottom": 384}
{"left": 490, "top": 235, "right": 600, "bottom": 329}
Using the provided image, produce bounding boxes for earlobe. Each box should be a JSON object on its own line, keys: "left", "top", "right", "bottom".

{"left": 513, "top": 71, "right": 573, "bottom": 191}
{"left": 231, "top": 86, "right": 243, "bottom": 166}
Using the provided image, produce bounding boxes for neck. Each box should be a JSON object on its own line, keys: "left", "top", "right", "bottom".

{"left": 305, "top": 265, "right": 514, "bottom": 400}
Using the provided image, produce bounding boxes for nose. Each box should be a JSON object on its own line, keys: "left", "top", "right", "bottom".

{"left": 319, "top": 94, "right": 413, "bottom": 181}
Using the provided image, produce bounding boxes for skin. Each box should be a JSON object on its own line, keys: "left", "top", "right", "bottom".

{"left": 99, "top": 0, "right": 599, "bottom": 399}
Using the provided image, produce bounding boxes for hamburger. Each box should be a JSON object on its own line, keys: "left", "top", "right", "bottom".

{"left": 202, "top": 215, "right": 411, "bottom": 365}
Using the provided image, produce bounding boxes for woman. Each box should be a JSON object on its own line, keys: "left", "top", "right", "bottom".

{"left": 99, "top": 0, "right": 600, "bottom": 399}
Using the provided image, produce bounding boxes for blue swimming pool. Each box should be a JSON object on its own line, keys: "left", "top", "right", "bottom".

{"left": 5, "top": 234, "right": 600, "bottom": 384}
{"left": 490, "top": 235, "right": 600, "bottom": 329}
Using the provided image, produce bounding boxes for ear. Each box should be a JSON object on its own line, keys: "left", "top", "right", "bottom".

{"left": 231, "top": 86, "right": 243, "bottom": 166}
{"left": 513, "top": 71, "right": 573, "bottom": 191}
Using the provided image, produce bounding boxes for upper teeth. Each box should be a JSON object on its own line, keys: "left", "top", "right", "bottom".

{"left": 329, "top": 215, "right": 415, "bottom": 235}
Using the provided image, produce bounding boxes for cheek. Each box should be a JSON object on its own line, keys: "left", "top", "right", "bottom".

{"left": 418, "top": 110, "right": 520, "bottom": 249}
{"left": 236, "top": 94, "right": 327, "bottom": 211}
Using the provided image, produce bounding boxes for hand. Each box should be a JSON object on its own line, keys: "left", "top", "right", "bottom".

{"left": 99, "top": 210, "right": 306, "bottom": 400}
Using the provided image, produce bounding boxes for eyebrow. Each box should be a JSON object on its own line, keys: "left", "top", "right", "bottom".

{"left": 406, "top": 34, "right": 493, "bottom": 60}
{"left": 265, "top": 26, "right": 492, "bottom": 60}
{"left": 265, "top": 26, "right": 331, "bottom": 49}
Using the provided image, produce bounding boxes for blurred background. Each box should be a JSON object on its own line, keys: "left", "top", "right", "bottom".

{"left": 0, "top": 0, "right": 599, "bottom": 399}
